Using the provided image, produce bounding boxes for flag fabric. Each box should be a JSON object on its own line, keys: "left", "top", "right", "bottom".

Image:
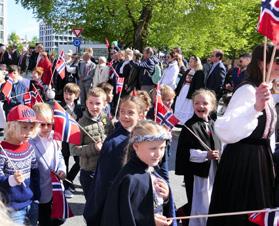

{"left": 55, "top": 51, "right": 66, "bottom": 79}
{"left": 116, "top": 77, "right": 124, "bottom": 94}
{"left": 23, "top": 90, "right": 43, "bottom": 108}
{"left": 53, "top": 101, "right": 81, "bottom": 145}
{"left": 50, "top": 171, "right": 73, "bottom": 220}
{"left": 258, "top": 0, "right": 279, "bottom": 43}
{"left": 31, "top": 85, "right": 44, "bottom": 103}
{"left": 1, "top": 77, "right": 13, "bottom": 99}
{"left": 23, "top": 92, "right": 32, "bottom": 107}
{"left": 155, "top": 84, "right": 179, "bottom": 129}
{"left": 248, "top": 210, "right": 279, "bottom": 226}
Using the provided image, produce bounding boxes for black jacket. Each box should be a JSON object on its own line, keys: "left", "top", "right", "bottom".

{"left": 175, "top": 114, "right": 221, "bottom": 178}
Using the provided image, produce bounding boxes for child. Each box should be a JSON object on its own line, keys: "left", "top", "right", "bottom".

{"left": 84, "top": 95, "right": 145, "bottom": 226}
{"left": 101, "top": 120, "right": 176, "bottom": 226}
{"left": 29, "top": 66, "right": 46, "bottom": 99}
{"left": 71, "top": 87, "right": 108, "bottom": 201}
{"left": 30, "top": 103, "right": 66, "bottom": 226}
{"left": 97, "top": 82, "right": 114, "bottom": 119}
{"left": 137, "top": 90, "right": 152, "bottom": 118}
{"left": 0, "top": 104, "right": 40, "bottom": 225}
{"left": 61, "top": 83, "right": 83, "bottom": 198}
{"left": 161, "top": 84, "right": 176, "bottom": 111}
{"left": 175, "top": 89, "right": 221, "bottom": 226}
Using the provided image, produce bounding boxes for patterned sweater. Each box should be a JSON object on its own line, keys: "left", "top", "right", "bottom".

{"left": 0, "top": 141, "right": 40, "bottom": 210}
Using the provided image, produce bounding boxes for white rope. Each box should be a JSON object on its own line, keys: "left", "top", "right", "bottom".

{"left": 168, "top": 207, "right": 279, "bottom": 220}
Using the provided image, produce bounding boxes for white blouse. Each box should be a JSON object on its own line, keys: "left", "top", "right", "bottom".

{"left": 214, "top": 84, "right": 262, "bottom": 144}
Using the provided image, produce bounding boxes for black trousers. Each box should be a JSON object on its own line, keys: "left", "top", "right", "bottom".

{"left": 39, "top": 201, "right": 64, "bottom": 226}
{"left": 64, "top": 156, "right": 80, "bottom": 189}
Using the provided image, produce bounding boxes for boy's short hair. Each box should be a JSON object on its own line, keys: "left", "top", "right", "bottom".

{"left": 87, "top": 87, "right": 107, "bottom": 102}
{"left": 63, "top": 83, "right": 80, "bottom": 97}
{"left": 32, "top": 103, "right": 53, "bottom": 122}
{"left": 33, "top": 67, "right": 44, "bottom": 76}
{"left": 97, "top": 82, "right": 113, "bottom": 94}
{"left": 160, "top": 85, "right": 175, "bottom": 100}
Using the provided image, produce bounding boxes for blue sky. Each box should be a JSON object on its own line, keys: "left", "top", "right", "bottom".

{"left": 7, "top": 1, "right": 39, "bottom": 40}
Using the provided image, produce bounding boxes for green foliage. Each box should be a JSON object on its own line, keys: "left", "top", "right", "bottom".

{"left": 28, "top": 36, "right": 39, "bottom": 47}
{"left": 17, "top": 0, "right": 264, "bottom": 58}
{"left": 8, "top": 32, "right": 24, "bottom": 52}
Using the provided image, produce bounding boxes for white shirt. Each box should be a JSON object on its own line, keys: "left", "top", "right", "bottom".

{"left": 160, "top": 61, "right": 179, "bottom": 90}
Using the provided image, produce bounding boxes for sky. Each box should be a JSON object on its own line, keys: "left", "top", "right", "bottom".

{"left": 7, "top": 1, "right": 39, "bottom": 40}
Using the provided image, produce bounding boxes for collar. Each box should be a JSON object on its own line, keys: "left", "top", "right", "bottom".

{"left": 0, "top": 141, "right": 29, "bottom": 152}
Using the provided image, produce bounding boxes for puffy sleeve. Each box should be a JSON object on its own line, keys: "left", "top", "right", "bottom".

{"left": 214, "top": 84, "right": 262, "bottom": 144}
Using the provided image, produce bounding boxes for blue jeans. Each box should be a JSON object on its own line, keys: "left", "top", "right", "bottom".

{"left": 80, "top": 169, "right": 95, "bottom": 201}
{"left": 9, "top": 205, "right": 33, "bottom": 225}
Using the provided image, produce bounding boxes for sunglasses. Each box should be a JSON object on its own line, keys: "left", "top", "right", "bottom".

{"left": 40, "top": 123, "right": 53, "bottom": 127}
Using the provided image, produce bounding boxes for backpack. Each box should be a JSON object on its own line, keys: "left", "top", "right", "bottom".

{"left": 151, "top": 63, "right": 162, "bottom": 84}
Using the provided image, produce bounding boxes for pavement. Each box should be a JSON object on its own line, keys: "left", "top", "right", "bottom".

{"left": 64, "top": 128, "right": 186, "bottom": 225}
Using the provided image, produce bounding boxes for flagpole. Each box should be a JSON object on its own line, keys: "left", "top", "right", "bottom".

{"left": 154, "top": 87, "right": 158, "bottom": 122}
{"left": 266, "top": 42, "right": 277, "bottom": 83}
{"left": 263, "top": 37, "right": 267, "bottom": 82}
{"left": 0, "top": 144, "right": 26, "bottom": 187}
{"left": 114, "top": 86, "right": 123, "bottom": 119}
{"left": 0, "top": 91, "right": 30, "bottom": 102}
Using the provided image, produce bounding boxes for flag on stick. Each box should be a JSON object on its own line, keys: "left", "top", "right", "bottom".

{"left": 55, "top": 51, "right": 66, "bottom": 79}
{"left": 1, "top": 77, "right": 13, "bottom": 99}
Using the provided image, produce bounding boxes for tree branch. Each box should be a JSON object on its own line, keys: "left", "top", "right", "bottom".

{"left": 125, "top": 0, "right": 137, "bottom": 28}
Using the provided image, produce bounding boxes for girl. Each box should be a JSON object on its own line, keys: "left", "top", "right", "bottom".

{"left": 175, "top": 89, "right": 221, "bottom": 226}
{"left": 175, "top": 56, "right": 205, "bottom": 124}
{"left": 29, "top": 67, "right": 46, "bottom": 99}
{"left": 101, "top": 120, "right": 176, "bottom": 226}
{"left": 30, "top": 103, "right": 66, "bottom": 226}
{"left": 0, "top": 104, "right": 40, "bottom": 225}
{"left": 207, "top": 45, "right": 279, "bottom": 226}
{"left": 84, "top": 96, "right": 145, "bottom": 226}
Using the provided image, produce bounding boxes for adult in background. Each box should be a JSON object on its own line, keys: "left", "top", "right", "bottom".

{"left": 3, "top": 45, "right": 19, "bottom": 66}
{"left": 37, "top": 51, "right": 52, "bottom": 86}
{"left": 18, "top": 47, "right": 29, "bottom": 75}
{"left": 160, "top": 51, "right": 180, "bottom": 90}
{"left": 92, "top": 56, "right": 110, "bottom": 87}
{"left": 65, "top": 53, "right": 80, "bottom": 85}
{"left": 78, "top": 52, "right": 96, "bottom": 108}
{"left": 205, "top": 49, "right": 226, "bottom": 100}
{"left": 27, "top": 43, "right": 44, "bottom": 73}
{"left": 207, "top": 44, "right": 279, "bottom": 226}
{"left": 130, "top": 47, "right": 155, "bottom": 93}
{"left": 175, "top": 56, "right": 205, "bottom": 124}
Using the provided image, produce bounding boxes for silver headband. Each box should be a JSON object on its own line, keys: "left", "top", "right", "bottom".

{"left": 130, "top": 133, "right": 171, "bottom": 144}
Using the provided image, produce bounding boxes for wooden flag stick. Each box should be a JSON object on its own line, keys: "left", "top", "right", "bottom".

{"left": 263, "top": 37, "right": 267, "bottom": 82}
{"left": 0, "top": 144, "right": 26, "bottom": 187}
{"left": 0, "top": 91, "right": 30, "bottom": 102}
{"left": 266, "top": 43, "right": 278, "bottom": 82}
{"left": 183, "top": 125, "right": 212, "bottom": 152}
{"left": 114, "top": 88, "right": 123, "bottom": 119}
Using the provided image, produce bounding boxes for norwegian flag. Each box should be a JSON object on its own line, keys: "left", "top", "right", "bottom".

{"left": 53, "top": 101, "right": 81, "bottom": 145}
{"left": 155, "top": 85, "right": 179, "bottom": 129}
{"left": 50, "top": 171, "right": 73, "bottom": 220}
{"left": 116, "top": 77, "right": 124, "bottom": 94}
{"left": 55, "top": 51, "right": 66, "bottom": 79}
{"left": 258, "top": 0, "right": 279, "bottom": 43}
{"left": 23, "top": 90, "right": 43, "bottom": 108}
{"left": 23, "top": 92, "right": 32, "bottom": 107}
{"left": 249, "top": 210, "right": 279, "bottom": 226}
{"left": 31, "top": 85, "right": 44, "bottom": 103}
{"left": 1, "top": 77, "right": 13, "bottom": 99}
{"left": 105, "top": 38, "right": 110, "bottom": 49}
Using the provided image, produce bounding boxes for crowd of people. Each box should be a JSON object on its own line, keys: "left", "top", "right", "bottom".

{"left": 0, "top": 41, "right": 278, "bottom": 226}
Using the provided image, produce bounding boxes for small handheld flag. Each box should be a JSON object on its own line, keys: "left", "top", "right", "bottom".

{"left": 1, "top": 77, "right": 13, "bottom": 99}
{"left": 53, "top": 101, "right": 81, "bottom": 145}
{"left": 249, "top": 210, "right": 279, "bottom": 226}
{"left": 55, "top": 51, "right": 66, "bottom": 80}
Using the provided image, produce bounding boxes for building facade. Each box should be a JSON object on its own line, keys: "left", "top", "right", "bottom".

{"left": 0, "top": 0, "right": 7, "bottom": 44}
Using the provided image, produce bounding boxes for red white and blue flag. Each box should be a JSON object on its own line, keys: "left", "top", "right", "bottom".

{"left": 23, "top": 90, "right": 43, "bottom": 108}
{"left": 53, "top": 101, "right": 81, "bottom": 145}
{"left": 155, "top": 85, "right": 179, "bottom": 129}
{"left": 50, "top": 171, "right": 73, "bottom": 220}
{"left": 1, "top": 77, "right": 13, "bottom": 99}
{"left": 116, "top": 77, "right": 124, "bottom": 94}
{"left": 55, "top": 51, "right": 66, "bottom": 79}
{"left": 258, "top": 0, "right": 279, "bottom": 43}
{"left": 249, "top": 210, "right": 279, "bottom": 226}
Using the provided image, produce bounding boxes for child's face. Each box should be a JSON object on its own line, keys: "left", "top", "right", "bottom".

{"left": 133, "top": 140, "right": 166, "bottom": 167}
{"left": 32, "top": 72, "right": 40, "bottom": 81}
{"left": 162, "top": 95, "right": 174, "bottom": 109}
{"left": 16, "top": 122, "right": 36, "bottom": 143}
{"left": 193, "top": 94, "right": 212, "bottom": 121}
{"left": 107, "top": 90, "right": 114, "bottom": 103}
{"left": 37, "top": 115, "right": 53, "bottom": 138}
{"left": 64, "top": 91, "right": 77, "bottom": 105}
{"left": 119, "top": 101, "right": 143, "bottom": 132}
{"left": 86, "top": 95, "right": 105, "bottom": 118}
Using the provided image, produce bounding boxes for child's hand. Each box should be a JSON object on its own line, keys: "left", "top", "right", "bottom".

{"left": 154, "top": 178, "right": 169, "bottom": 201}
{"left": 57, "top": 171, "right": 66, "bottom": 180}
{"left": 207, "top": 150, "right": 220, "bottom": 160}
{"left": 154, "top": 214, "right": 172, "bottom": 226}
{"left": 14, "top": 170, "right": 25, "bottom": 184}
{"left": 95, "top": 142, "right": 103, "bottom": 152}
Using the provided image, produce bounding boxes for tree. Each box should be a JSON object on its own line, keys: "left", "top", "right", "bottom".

{"left": 17, "top": 0, "right": 263, "bottom": 57}
{"left": 8, "top": 32, "right": 24, "bottom": 52}
{"left": 28, "top": 36, "right": 39, "bottom": 47}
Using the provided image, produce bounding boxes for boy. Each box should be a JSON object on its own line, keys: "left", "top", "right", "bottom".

{"left": 61, "top": 83, "right": 83, "bottom": 198}
{"left": 71, "top": 87, "right": 108, "bottom": 200}
{"left": 97, "top": 82, "right": 114, "bottom": 119}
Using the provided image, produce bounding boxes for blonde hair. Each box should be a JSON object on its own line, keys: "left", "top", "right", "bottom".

{"left": 192, "top": 89, "right": 217, "bottom": 112}
{"left": 64, "top": 83, "right": 80, "bottom": 97}
{"left": 98, "top": 56, "right": 107, "bottom": 64}
{"left": 32, "top": 103, "right": 53, "bottom": 122}
{"left": 87, "top": 87, "right": 107, "bottom": 102}
{"left": 160, "top": 84, "right": 175, "bottom": 100}
{"left": 4, "top": 121, "right": 38, "bottom": 141}
{"left": 137, "top": 90, "right": 152, "bottom": 110}
{"left": 125, "top": 48, "right": 133, "bottom": 58}
{"left": 120, "top": 96, "right": 146, "bottom": 115}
